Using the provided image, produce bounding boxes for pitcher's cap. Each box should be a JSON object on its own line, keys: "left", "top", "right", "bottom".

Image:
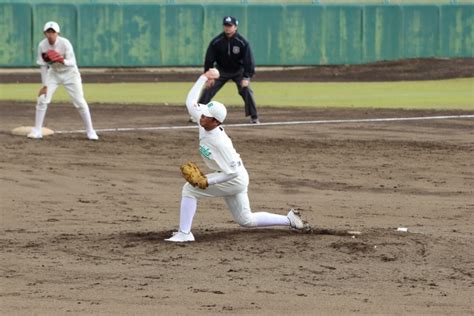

{"left": 43, "top": 21, "right": 60, "bottom": 33}
{"left": 223, "top": 16, "right": 238, "bottom": 26}
{"left": 200, "top": 101, "right": 227, "bottom": 123}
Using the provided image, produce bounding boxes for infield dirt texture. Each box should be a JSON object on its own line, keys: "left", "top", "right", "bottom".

{"left": 1, "top": 59, "right": 473, "bottom": 314}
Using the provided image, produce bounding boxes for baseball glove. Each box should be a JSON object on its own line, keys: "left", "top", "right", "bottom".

{"left": 42, "top": 52, "right": 51, "bottom": 62}
{"left": 180, "top": 161, "right": 208, "bottom": 189}
{"left": 46, "top": 50, "right": 64, "bottom": 63}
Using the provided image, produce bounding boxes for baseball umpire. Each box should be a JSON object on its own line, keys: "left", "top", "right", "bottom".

{"left": 165, "top": 68, "right": 308, "bottom": 243}
{"left": 28, "top": 21, "right": 98, "bottom": 140}
{"left": 197, "top": 16, "right": 260, "bottom": 124}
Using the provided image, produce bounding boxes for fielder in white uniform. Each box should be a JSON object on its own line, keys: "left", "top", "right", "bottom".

{"left": 165, "top": 69, "right": 307, "bottom": 242}
{"left": 28, "top": 21, "right": 98, "bottom": 140}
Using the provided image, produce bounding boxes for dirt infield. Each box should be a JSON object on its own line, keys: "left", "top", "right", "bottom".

{"left": 1, "top": 59, "right": 474, "bottom": 314}
{"left": 1, "top": 101, "right": 473, "bottom": 314}
{"left": 2, "top": 58, "right": 474, "bottom": 83}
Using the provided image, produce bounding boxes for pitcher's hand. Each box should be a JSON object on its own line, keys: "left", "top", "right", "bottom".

{"left": 206, "top": 79, "right": 215, "bottom": 88}
{"left": 204, "top": 68, "right": 220, "bottom": 80}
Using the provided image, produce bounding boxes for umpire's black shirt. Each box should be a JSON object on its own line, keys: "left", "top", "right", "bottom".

{"left": 204, "top": 32, "right": 255, "bottom": 79}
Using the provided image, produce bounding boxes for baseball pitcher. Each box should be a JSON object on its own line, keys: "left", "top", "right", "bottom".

{"left": 165, "top": 69, "right": 308, "bottom": 242}
{"left": 28, "top": 21, "right": 98, "bottom": 140}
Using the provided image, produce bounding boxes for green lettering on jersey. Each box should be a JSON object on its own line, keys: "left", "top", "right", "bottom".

{"left": 199, "top": 145, "right": 212, "bottom": 160}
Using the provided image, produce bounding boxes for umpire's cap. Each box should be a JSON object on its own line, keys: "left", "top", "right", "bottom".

{"left": 223, "top": 16, "right": 238, "bottom": 26}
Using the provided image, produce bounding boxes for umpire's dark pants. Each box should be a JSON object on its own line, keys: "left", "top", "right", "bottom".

{"left": 198, "top": 69, "right": 258, "bottom": 119}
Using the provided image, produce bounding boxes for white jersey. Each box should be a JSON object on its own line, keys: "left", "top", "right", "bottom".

{"left": 37, "top": 36, "right": 78, "bottom": 73}
{"left": 186, "top": 76, "right": 244, "bottom": 175}
{"left": 198, "top": 126, "right": 243, "bottom": 174}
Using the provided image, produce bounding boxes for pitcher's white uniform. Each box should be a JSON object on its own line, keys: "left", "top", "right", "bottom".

{"left": 28, "top": 21, "right": 98, "bottom": 140}
{"left": 184, "top": 76, "right": 253, "bottom": 225}
{"left": 165, "top": 73, "right": 305, "bottom": 242}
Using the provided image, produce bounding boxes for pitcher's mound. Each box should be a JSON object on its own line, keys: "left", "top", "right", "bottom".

{"left": 11, "top": 126, "right": 54, "bottom": 136}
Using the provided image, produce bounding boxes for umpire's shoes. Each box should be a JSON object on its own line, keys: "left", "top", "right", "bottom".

{"left": 165, "top": 230, "right": 195, "bottom": 242}
{"left": 287, "top": 209, "right": 304, "bottom": 229}
{"left": 27, "top": 128, "right": 43, "bottom": 139}
{"left": 87, "top": 130, "right": 99, "bottom": 141}
{"left": 250, "top": 117, "right": 260, "bottom": 124}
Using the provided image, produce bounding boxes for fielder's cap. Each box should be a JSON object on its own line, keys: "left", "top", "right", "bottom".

{"left": 200, "top": 101, "right": 227, "bottom": 123}
{"left": 223, "top": 16, "right": 238, "bottom": 26}
{"left": 43, "top": 21, "right": 60, "bottom": 33}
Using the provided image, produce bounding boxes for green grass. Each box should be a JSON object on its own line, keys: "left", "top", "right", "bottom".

{"left": 0, "top": 78, "right": 473, "bottom": 110}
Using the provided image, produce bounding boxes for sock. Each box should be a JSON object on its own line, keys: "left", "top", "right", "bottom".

{"left": 78, "top": 107, "right": 95, "bottom": 133}
{"left": 179, "top": 196, "right": 197, "bottom": 233}
{"left": 253, "top": 212, "right": 290, "bottom": 227}
{"left": 34, "top": 108, "right": 47, "bottom": 130}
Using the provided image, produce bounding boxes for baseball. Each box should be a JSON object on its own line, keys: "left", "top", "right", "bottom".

{"left": 209, "top": 68, "right": 220, "bottom": 78}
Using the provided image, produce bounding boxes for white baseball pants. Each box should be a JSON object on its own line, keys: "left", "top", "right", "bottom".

{"left": 181, "top": 169, "right": 289, "bottom": 228}
{"left": 34, "top": 68, "right": 95, "bottom": 133}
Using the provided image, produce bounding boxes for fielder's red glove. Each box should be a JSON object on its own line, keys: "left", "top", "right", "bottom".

{"left": 46, "top": 50, "right": 64, "bottom": 63}
{"left": 42, "top": 52, "right": 51, "bottom": 62}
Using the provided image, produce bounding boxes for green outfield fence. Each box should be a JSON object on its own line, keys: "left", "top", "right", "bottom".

{"left": 0, "top": 1, "right": 472, "bottom": 67}
{"left": 2, "top": 1, "right": 474, "bottom": 3}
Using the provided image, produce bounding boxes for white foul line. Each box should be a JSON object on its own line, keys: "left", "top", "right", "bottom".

{"left": 54, "top": 114, "right": 474, "bottom": 134}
